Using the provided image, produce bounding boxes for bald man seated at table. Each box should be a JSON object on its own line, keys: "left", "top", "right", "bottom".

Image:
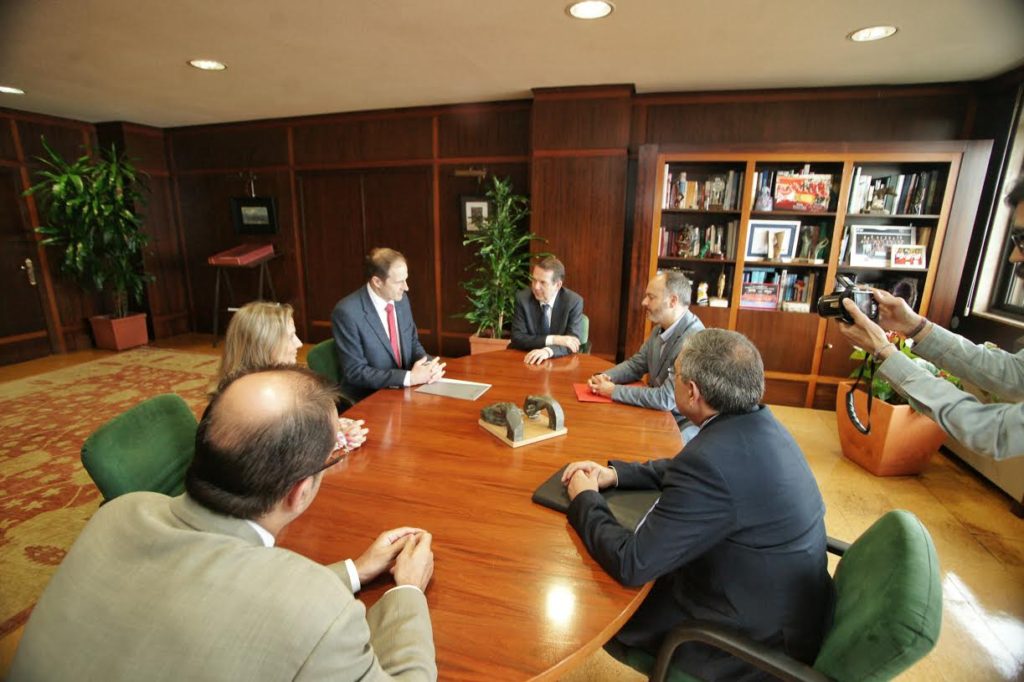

{"left": 12, "top": 367, "right": 437, "bottom": 681}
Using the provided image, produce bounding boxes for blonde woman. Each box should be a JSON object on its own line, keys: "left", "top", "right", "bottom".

{"left": 218, "top": 301, "right": 368, "bottom": 451}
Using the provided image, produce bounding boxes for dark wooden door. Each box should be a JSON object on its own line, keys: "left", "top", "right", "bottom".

{"left": 0, "top": 167, "right": 53, "bottom": 364}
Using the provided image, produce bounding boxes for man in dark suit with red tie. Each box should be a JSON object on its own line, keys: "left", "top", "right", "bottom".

{"left": 509, "top": 256, "right": 585, "bottom": 365}
{"left": 332, "top": 248, "right": 444, "bottom": 402}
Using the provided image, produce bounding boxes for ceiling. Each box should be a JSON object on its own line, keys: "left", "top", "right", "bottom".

{"left": 1, "top": 0, "right": 1023, "bottom": 128}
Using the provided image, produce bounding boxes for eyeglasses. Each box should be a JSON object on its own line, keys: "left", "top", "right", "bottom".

{"left": 1011, "top": 228, "right": 1024, "bottom": 252}
{"left": 300, "top": 431, "right": 351, "bottom": 481}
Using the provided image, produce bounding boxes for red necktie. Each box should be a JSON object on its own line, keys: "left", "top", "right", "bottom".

{"left": 385, "top": 302, "right": 401, "bottom": 365}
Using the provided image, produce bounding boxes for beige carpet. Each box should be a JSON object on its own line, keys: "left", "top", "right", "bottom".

{"left": 0, "top": 348, "right": 218, "bottom": 638}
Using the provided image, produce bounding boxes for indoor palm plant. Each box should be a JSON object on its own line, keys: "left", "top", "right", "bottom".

{"left": 461, "top": 176, "right": 543, "bottom": 354}
{"left": 836, "top": 332, "right": 961, "bottom": 476}
{"left": 26, "top": 138, "right": 153, "bottom": 350}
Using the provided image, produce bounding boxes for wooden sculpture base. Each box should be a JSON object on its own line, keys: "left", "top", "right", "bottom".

{"left": 478, "top": 419, "right": 568, "bottom": 448}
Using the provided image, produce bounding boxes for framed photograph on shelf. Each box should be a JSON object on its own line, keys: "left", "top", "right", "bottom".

{"left": 460, "top": 196, "right": 492, "bottom": 234}
{"left": 890, "top": 244, "right": 927, "bottom": 269}
{"left": 773, "top": 173, "right": 832, "bottom": 212}
{"left": 849, "top": 224, "right": 917, "bottom": 267}
{"left": 745, "top": 219, "right": 800, "bottom": 261}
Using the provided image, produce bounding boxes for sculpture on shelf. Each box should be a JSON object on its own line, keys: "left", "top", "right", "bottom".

{"left": 523, "top": 395, "right": 565, "bottom": 431}
{"left": 696, "top": 282, "right": 709, "bottom": 306}
{"left": 799, "top": 226, "right": 814, "bottom": 260}
{"left": 755, "top": 185, "right": 773, "bottom": 211}
{"left": 481, "top": 402, "right": 524, "bottom": 441}
{"left": 813, "top": 237, "right": 830, "bottom": 262}
{"left": 717, "top": 271, "right": 727, "bottom": 299}
{"left": 709, "top": 176, "right": 726, "bottom": 208}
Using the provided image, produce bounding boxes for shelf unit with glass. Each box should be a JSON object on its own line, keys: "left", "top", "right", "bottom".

{"left": 639, "top": 143, "right": 988, "bottom": 408}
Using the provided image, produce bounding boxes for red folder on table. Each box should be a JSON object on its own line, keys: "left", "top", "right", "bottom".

{"left": 572, "top": 381, "right": 646, "bottom": 403}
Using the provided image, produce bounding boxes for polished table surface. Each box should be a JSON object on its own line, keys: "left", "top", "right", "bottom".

{"left": 278, "top": 350, "right": 684, "bottom": 680}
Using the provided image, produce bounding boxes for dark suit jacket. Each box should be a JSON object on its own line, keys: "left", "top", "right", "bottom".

{"left": 568, "top": 406, "right": 832, "bottom": 680}
{"left": 509, "top": 287, "right": 584, "bottom": 358}
{"left": 331, "top": 286, "right": 427, "bottom": 402}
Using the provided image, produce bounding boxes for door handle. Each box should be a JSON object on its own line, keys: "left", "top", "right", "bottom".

{"left": 20, "top": 257, "right": 37, "bottom": 286}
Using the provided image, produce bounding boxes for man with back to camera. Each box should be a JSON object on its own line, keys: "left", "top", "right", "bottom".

{"left": 510, "top": 256, "right": 585, "bottom": 365}
{"left": 562, "top": 329, "right": 833, "bottom": 680}
{"left": 332, "top": 247, "right": 445, "bottom": 402}
{"left": 836, "top": 175, "right": 1024, "bottom": 460}
{"left": 11, "top": 367, "right": 437, "bottom": 681}
{"left": 587, "top": 270, "right": 704, "bottom": 441}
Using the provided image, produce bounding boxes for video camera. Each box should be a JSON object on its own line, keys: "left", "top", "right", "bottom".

{"left": 816, "top": 274, "right": 878, "bottom": 324}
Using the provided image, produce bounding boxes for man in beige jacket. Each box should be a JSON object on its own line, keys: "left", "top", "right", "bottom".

{"left": 11, "top": 366, "right": 436, "bottom": 681}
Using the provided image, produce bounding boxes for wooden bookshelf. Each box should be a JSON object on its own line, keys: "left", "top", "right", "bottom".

{"left": 633, "top": 141, "right": 992, "bottom": 409}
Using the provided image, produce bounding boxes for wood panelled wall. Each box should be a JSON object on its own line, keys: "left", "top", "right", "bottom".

{"left": 8, "top": 78, "right": 1020, "bottom": 365}
{"left": 168, "top": 104, "right": 531, "bottom": 358}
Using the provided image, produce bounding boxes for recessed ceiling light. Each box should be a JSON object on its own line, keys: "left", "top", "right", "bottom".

{"left": 566, "top": 1, "right": 614, "bottom": 20}
{"left": 188, "top": 59, "right": 227, "bottom": 71}
{"left": 0, "top": 85, "right": 25, "bottom": 95}
{"left": 847, "top": 25, "right": 898, "bottom": 42}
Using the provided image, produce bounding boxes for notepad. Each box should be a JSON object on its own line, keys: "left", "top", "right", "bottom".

{"left": 531, "top": 465, "right": 661, "bottom": 532}
{"left": 414, "top": 378, "right": 491, "bottom": 401}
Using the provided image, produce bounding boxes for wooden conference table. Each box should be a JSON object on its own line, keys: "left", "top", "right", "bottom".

{"left": 278, "top": 350, "right": 684, "bottom": 680}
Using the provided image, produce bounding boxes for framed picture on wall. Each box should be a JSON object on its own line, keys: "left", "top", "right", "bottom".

{"left": 460, "top": 196, "right": 492, "bottom": 234}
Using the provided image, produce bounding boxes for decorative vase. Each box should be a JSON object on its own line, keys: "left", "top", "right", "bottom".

{"left": 468, "top": 334, "right": 511, "bottom": 355}
{"left": 89, "top": 313, "right": 149, "bottom": 351}
{"left": 835, "top": 380, "right": 947, "bottom": 476}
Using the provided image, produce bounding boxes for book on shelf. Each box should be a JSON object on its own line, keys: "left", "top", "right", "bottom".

{"left": 781, "top": 301, "right": 811, "bottom": 313}
{"left": 658, "top": 221, "right": 739, "bottom": 259}
{"left": 742, "top": 267, "right": 815, "bottom": 309}
{"left": 663, "top": 166, "right": 744, "bottom": 211}
{"left": 848, "top": 169, "right": 943, "bottom": 215}
{"left": 739, "top": 282, "right": 780, "bottom": 310}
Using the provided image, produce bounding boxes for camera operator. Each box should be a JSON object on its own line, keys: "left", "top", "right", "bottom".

{"left": 838, "top": 177, "right": 1024, "bottom": 461}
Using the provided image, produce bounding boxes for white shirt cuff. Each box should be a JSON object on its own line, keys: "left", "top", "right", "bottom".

{"left": 402, "top": 371, "right": 412, "bottom": 387}
{"left": 385, "top": 584, "right": 424, "bottom": 596}
{"left": 344, "top": 559, "right": 361, "bottom": 593}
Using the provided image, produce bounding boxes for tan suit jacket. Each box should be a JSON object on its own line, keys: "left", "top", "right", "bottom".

{"left": 11, "top": 493, "right": 436, "bottom": 681}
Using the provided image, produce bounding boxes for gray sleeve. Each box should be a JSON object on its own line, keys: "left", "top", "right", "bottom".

{"left": 611, "top": 371, "right": 677, "bottom": 412}
{"left": 913, "top": 324, "right": 1024, "bottom": 401}
{"left": 879, "top": 351, "right": 1024, "bottom": 461}
{"left": 605, "top": 335, "right": 653, "bottom": 384}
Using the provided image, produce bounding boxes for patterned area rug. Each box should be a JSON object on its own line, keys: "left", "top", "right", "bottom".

{"left": 0, "top": 348, "right": 218, "bottom": 638}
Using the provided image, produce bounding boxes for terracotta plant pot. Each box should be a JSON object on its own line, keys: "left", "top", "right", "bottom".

{"left": 89, "top": 313, "right": 149, "bottom": 351}
{"left": 469, "top": 334, "right": 512, "bottom": 355}
{"left": 835, "top": 380, "right": 947, "bottom": 476}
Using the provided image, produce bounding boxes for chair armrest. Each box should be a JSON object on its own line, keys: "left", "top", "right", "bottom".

{"left": 827, "top": 535, "right": 850, "bottom": 556}
{"left": 650, "top": 620, "right": 831, "bottom": 682}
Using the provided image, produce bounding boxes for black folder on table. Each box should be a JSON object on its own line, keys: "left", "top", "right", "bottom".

{"left": 531, "top": 465, "right": 660, "bottom": 532}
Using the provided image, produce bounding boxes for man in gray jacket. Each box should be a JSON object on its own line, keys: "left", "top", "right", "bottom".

{"left": 588, "top": 271, "right": 704, "bottom": 439}
{"left": 838, "top": 176, "right": 1024, "bottom": 461}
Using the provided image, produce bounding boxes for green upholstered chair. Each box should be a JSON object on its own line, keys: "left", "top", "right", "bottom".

{"left": 305, "top": 339, "right": 356, "bottom": 410}
{"left": 579, "top": 313, "right": 591, "bottom": 354}
{"left": 645, "top": 510, "right": 942, "bottom": 682}
{"left": 81, "top": 394, "right": 198, "bottom": 502}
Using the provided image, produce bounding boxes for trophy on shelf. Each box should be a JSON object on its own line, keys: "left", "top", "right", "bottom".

{"left": 709, "top": 270, "right": 729, "bottom": 308}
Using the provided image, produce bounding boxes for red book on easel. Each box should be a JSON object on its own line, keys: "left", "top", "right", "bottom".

{"left": 208, "top": 244, "right": 274, "bottom": 266}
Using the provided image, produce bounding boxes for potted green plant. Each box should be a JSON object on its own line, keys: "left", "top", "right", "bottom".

{"left": 26, "top": 138, "right": 152, "bottom": 351}
{"left": 461, "top": 176, "right": 543, "bottom": 355}
{"left": 836, "top": 333, "right": 962, "bottom": 476}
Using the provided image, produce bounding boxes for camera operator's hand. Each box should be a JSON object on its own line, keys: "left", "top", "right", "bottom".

{"left": 870, "top": 288, "right": 925, "bottom": 337}
{"left": 837, "top": 298, "right": 893, "bottom": 360}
